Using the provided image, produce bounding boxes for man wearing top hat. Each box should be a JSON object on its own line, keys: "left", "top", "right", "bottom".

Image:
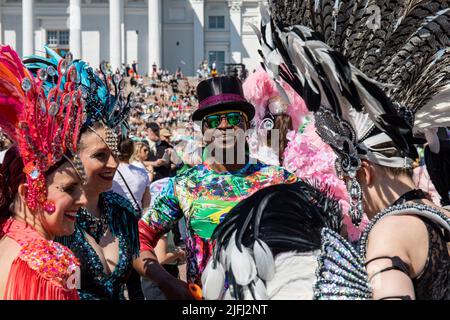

{"left": 136, "top": 76, "right": 297, "bottom": 299}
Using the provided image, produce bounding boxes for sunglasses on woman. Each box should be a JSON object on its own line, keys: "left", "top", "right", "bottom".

{"left": 203, "top": 112, "right": 246, "bottom": 129}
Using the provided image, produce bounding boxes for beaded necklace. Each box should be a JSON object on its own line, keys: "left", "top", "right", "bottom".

{"left": 77, "top": 197, "right": 111, "bottom": 243}
{"left": 68, "top": 192, "right": 138, "bottom": 299}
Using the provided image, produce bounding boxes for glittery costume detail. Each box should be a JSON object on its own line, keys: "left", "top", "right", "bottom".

{"left": 2, "top": 218, "right": 80, "bottom": 300}
{"left": 314, "top": 228, "right": 371, "bottom": 300}
{"left": 0, "top": 45, "right": 85, "bottom": 212}
{"left": 315, "top": 203, "right": 450, "bottom": 300}
{"left": 56, "top": 191, "right": 139, "bottom": 300}
{"left": 359, "top": 203, "right": 450, "bottom": 300}
{"left": 24, "top": 47, "right": 134, "bottom": 157}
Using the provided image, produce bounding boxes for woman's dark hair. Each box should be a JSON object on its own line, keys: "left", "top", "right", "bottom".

{"left": 78, "top": 121, "right": 105, "bottom": 151}
{"left": 273, "top": 114, "right": 293, "bottom": 163}
{"left": 119, "top": 138, "right": 134, "bottom": 161}
{"left": 0, "top": 146, "right": 70, "bottom": 217}
{"left": 425, "top": 141, "right": 450, "bottom": 206}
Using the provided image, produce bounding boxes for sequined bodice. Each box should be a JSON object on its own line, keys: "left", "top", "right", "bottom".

{"left": 56, "top": 192, "right": 139, "bottom": 300}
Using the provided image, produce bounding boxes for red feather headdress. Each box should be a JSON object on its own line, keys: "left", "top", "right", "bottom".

{"left": 0, "top": 45, "right": 84, "bottom": 212}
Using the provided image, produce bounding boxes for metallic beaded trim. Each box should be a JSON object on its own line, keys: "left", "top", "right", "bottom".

{"left": 359, "top": 203, "right": 450, "bottom": 257}
{"left": 88, "top": 125, "right": 121, "bottom": 158}
{"left": 105, "top": 127, "right": 120, "bottom": 158}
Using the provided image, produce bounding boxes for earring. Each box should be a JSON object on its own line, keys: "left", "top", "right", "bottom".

{"left": 43, "top": 200, "right": 56, "bottom": 214}
{"left": 347, "top": 171, "right": 363, "bottom": 227}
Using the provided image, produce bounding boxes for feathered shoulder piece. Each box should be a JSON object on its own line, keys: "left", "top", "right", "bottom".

{"left": 201, "top": 182, "right": 342, "bottom": 300}
{"left": 0, "top": 45, "right": 84, "bottom": 213}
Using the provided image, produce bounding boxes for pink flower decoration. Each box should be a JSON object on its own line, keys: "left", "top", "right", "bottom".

{"left": 283, "top": 122, "right": 369, "bottom": 242}
{"left": 242, "top": 68, "right": 308, "bottom": 131}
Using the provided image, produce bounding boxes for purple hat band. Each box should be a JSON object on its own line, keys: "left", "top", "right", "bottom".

{"left": 198, "top": 93, "right": 246, "bottom": 109}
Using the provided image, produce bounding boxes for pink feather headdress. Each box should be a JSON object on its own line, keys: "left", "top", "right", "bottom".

{"left": 283, "top": 121, "right": 369, "bottom": 242}
{"left": 0, "top": 45, "right": 84, "bottom": 213}
{"left": 242, "top": 68, "right": 308, "bottom": 131}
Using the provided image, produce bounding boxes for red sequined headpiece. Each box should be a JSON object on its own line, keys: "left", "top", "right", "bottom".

{"left": 0, "top": 45, "right": 84, "bottom": 213}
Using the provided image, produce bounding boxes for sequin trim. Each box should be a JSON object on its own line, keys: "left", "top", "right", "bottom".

{"left": 359, "top": 203, "right": 450, "bottom": 258}
{"left": 18, "top": 238, "right": 80, "bottom": 289}
{"left": 314, "top": 228, "right": 372, "bottom": 300}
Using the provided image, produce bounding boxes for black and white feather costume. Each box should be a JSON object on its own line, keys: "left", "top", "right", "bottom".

{"left": 254, "top": 0, "right": 450, "bottom": 225}
{"left": 201, "top": 182, "right": 372, "bottom": 300}
{"left": 258, "top": 0, "right": 450, "bottom": 164}
{"left": 248, "top": 0, "right": 450, "bottom": 299}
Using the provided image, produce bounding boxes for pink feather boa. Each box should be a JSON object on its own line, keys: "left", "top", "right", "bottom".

{"left": 242, "top": 68, "right": 308, "bottom": 131}
{"left": 282, "top": 122, "right": 369, "bottom": 242}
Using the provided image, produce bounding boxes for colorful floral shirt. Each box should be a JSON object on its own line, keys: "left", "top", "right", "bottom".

{"left": 138, "top": 161, "right": 297, "bottom": 284}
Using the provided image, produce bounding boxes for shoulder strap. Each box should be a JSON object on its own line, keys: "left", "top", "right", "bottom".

{"left": 117, "top": 168, "right": 142, "bottom": 214}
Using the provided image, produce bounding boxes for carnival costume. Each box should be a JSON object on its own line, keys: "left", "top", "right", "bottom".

{"left": 243, "top": 69, "right": 369, "bottom": 242}
{"left": 24, "top": 47, "right": 140, "bottom": 300}
{"left": 201, "top": 182, "right": 343, "bottom": 300}
{"left": 139, "top": 76, "right": 298, "bottom": 286}
{"left": 283, "top": 120, "right": 370, "bottom": 243}
{"left": 0, "top": 46, "right": 85, "bottom": 299}
{"left": 243, "top": 68, "right": 308, "bottom": 166}
{"left": 256, "top": 0, "right": 450, "bottom": 299}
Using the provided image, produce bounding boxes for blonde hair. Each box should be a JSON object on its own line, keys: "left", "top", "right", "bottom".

{"left": 131, "top": 141, "right": 148, "bottom": 163}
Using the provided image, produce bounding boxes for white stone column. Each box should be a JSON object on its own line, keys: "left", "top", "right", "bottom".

{"left": 148, "top": 0, "right": 162, "bottom": 74}
{"left": 22, "top": 0, "right": 34, "bottom": 57}
{"left": 69, "top": 0, "right": 82, "bottom": 59}
{"left": 228, "top": 0, "right": 242, "bottom": 64}
{"left": 190, "top": 0, "right": 204, "bottom": 71}
{"left": 121, "top": 7, "right": 126, "bottom": 65}
{"left": 109, "top": 0, "right": 122, "bottom": 72}
{"left": 120, "top": 0, "right": 127, "bottom": 63}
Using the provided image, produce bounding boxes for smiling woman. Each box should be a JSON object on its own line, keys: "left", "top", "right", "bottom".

{"left": 22, "top": 46, "right": 141, "bottom": 299}
{"left": 0, "top": 45, "right": 86, "bottom": 300}
{"left": 78, "top": 123, "right": 120, "bottom": 196}
{"left": 56, "top": 120, "right": 142, "bottom": 300}
{"left": 27, "top": 51, "right": 144, "bottom": 300}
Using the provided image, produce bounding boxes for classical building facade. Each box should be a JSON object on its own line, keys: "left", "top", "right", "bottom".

{"left": 0, "top": 0, "right": 267, "bottom": 75}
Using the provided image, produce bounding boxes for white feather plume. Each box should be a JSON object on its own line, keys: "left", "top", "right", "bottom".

{"left": 253, "top": 239, "right": 275, "bottom": 281}
{"left": 229, "top": 239, "right": 257, "bottom": 286}
{"left": 201, "top": 258, "right": 226, "bottom": 300}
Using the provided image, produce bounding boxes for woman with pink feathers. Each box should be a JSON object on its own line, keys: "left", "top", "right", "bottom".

{"left": 243, "top": 68, "right": 369, "bottom": 244}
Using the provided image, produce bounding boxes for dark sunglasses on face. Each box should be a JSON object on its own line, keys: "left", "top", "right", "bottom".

{"left": 203, "top": 112, "right": 246, "bottom": 129}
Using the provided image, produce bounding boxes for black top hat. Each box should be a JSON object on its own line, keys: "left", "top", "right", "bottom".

{"left": 192, "top": 76, "right": 255, "bottom": 121}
